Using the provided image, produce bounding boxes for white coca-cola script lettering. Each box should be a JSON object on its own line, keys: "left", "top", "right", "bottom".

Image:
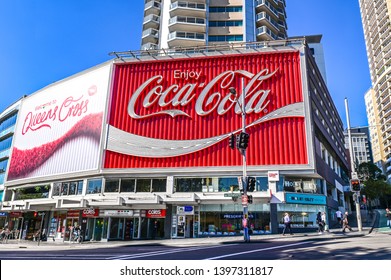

{"left": 127, "top": 69, "right": 278, "bottom": 119}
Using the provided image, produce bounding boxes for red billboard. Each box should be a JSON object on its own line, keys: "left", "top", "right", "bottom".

{"left": 105, "top": 51, "right": 307, "bottom": 169}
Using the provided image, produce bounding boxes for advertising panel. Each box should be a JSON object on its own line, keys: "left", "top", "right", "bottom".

{"left": 106, "top": 51, "right": 307, "bottom": 169}
{"left": 7, "top": 63, "right": 111, "bottom": 182}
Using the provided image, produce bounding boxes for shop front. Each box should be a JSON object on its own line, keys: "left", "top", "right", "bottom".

{"left": 0, "top": 212, "right": 7, "bottom": 228}
{"left": 63, "top": 210, "right": 80, "bottom": 241}
{"left": 199, "top": 203, "right": 270, "bottom": 237}
{"left": 171, "top": 206, "right": 197, "bottom": 238}
{"left": 48, "top": 211, "right": 67, "bottom": 241}
{"left": 277, "top": 193, "right": 327, "bottom": 233}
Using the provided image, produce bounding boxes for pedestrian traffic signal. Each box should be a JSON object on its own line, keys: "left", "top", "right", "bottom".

{"left": 247, "top": 176, "right": 256, "bottom": 192}
{"left": 237, "top": 132, "right": 249, "bottom": 149}
{"left": 248, "top": 195, "right": 253, "bottom": 204}
{"left": 228, "top": 134, "right": 235, "bottom": 150}
{"left": 350, "top": 179, "right": 361, "bottom": 192}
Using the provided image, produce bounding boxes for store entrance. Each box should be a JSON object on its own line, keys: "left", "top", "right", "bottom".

{"left": 64, "top": 218, "right": 79, "bottom": 241}
{"left": 176, "top": 215, "right": 195, "bottom": 238}
{"left": 86, "top": 218, "right": 104, "bottom": 241}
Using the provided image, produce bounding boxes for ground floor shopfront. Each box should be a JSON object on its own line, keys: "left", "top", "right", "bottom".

{"left": 1, "top": 193, "right": 338, "bottom": 242}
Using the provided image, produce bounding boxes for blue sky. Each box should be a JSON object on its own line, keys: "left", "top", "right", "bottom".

{"left": 0, "top": 0, "right": 370, "bottom": 128}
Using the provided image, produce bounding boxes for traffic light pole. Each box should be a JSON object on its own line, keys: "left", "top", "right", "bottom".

{"left": 240, "top": 79, "right": 250, "bottom": 243}
{"left": 345, "top": 98, "right": 362, "bottom": 232}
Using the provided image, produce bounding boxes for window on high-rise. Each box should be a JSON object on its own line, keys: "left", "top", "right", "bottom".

{"left": 209, "top": 35, "right": 243, "bottom": 42}
{"left": 209, "top": 6, "right": 242, "bottom": 13}
{"left": 209, "top": 21, "right": 243, "bottom": 27}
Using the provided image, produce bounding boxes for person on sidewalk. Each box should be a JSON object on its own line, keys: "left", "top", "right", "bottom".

{"left": 321, "top": 212, "right": 328, "bottom": 232}
{"left": 335, "top": 210, "right": 342, "bottom": 227}
{"left": 316, "top": 212, "right": 324, "bottom": 234}
{"left": 282, "top": 212, "right": 293, "bottom": 236}
{"left": 342, "top": 211, "right": 353, "bottom": 233}
{"left": 386, "top": 208, "right": 391, "bottom": 228}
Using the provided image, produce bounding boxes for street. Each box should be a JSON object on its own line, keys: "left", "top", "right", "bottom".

{"left": 1, "top": 230, "right": 390, "bottom": 260}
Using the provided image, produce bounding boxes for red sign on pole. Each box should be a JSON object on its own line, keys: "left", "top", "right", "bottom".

{"left": 242, "top": 195, "right": 248, "bottom": 205}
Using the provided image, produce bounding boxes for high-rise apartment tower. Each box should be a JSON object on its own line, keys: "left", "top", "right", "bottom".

{"left": 141, "top": 0, "right": 288, "bottom": 50}
{"left": 359, "top": 0, "right": 391, "bottom": 178}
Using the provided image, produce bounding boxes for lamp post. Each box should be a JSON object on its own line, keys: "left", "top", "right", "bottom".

{"left": 229, "top": 78, "right": 250, "bottom": 242}
{"left": 344, "top": 98, "right": 362, "bottom": 232}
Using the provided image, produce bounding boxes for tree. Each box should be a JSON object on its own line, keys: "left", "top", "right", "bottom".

{"left": 357, "top": 162, "right": 391, "bottom": 208}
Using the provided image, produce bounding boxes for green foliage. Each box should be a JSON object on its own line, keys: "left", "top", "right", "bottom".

{"left": 357, "top": 162, "right": 391, "bottom": 207}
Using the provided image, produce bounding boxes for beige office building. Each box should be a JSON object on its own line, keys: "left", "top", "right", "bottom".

{"left": 359, "top": 0, "right": 391, "bottom": 177}
{"left": 142, "top": 0, "right": 288, "bottom": 50}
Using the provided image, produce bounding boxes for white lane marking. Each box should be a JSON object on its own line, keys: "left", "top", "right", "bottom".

{"left": 108, "top": 244, "right": 239, "bottom": 260}
{"left": 204, "top": 241, "right": 313, "bottom": 260}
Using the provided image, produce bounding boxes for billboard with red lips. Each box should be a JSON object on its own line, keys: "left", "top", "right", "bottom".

{"left": 7, "top": 63, "right": 111, "bottom": 182}
{"left": 105, "top": 51, "right": 307, "bottom": 169}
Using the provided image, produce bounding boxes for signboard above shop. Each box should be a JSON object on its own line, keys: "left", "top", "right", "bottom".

{"left": 177, "top": 206, "right": 194, "bottom": 215}
{"left": 145, "top": 209, "right": 166, "bottom": 218}
{"left": 103, "top": 210, "right": 134, "bottom": 217}
{"left": 285, "top": 193, "right": 326, "bottom": 205}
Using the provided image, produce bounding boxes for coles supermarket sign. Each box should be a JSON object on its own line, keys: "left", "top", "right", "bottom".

{"left": 105, "top": 51, "right": 307, "bottom": 169}
{"left": 7, "top": 63, "right": 111, "bottom": 182}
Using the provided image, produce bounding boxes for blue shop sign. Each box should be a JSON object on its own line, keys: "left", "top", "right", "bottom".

{"left": 285, "top": 193, "right": 326, "bottom": 205}
{"left": 0, "top": 212, "right": 8, "bottom": 217}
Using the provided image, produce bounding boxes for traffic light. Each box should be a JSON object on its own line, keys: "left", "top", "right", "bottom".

{"left": 228, "top": 134, "right": 235, "bottom": 150}
{"left": 237, "top": 132, "right": 249, "bottom": 149}
{"left": 247, "top": 176, "right": 256, "bottom": 192}
{"left": 248, "top": 195, "right": 253, "bottom": 204}
{"left": 350, "top": 179, "right": 361, "bottom": 192}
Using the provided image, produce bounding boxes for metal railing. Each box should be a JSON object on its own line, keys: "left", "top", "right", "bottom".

{"left": 109, "top": 38, "right": 307, "bottom": 62}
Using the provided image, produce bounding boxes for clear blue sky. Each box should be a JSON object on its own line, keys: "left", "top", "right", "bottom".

{"left": 0, "top": 0, "right": 370, "bottom": 128}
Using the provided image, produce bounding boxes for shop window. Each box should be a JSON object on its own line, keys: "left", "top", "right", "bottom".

{"left": 61, "top": 183, "right": 69, "bottom": 196}
{"left": 136, "top": 179, "right": 151, "bottom": 192}
{"left": 53, "top": 181, "right": 83, "bottom": 196}
{"left": 105, "top": 179, "right": 120, "bottom": 193}
{"left": 152, "top": 179, "right": 166, "bottom": 192}
{"left": 14, "top": 185, "right": 50, "bottom": 200}
{"left": 120, "top": 179, "right": 135, "bottom": 192}
{"left": 87, "top": 178, "right": 102, "bottom": 194}
{"left": 175, "top": 178, "right": 203, "bottom": 192}
{"left": 218, "top": 178, "right": 239, "bottom": 192}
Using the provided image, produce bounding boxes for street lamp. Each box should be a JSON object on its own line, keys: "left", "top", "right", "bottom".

{"left": 229, "top": 79, "right": 250, "bottom": 242}
{"left": 344, "top": 98, "right": 363, "bottom": 232}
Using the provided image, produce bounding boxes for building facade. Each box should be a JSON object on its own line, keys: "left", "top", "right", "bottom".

{"left": 141, "top": 0, "right": 288, "bottom": 50}
{"left": 0, "top": 99, "right": 23, "bottom": 228}
{"left": 359, "top": 0, "right": 391, "bottom": 179}
{"left": 344, "top": 127, "right": 373, "bottom": 169}
{"left": 1, "top": 40, "right": 349, "bottom": 242}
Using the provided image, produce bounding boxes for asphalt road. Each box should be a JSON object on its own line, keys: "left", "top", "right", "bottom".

{"left": 1, "top": 230, "right": 390, "bottom": 260}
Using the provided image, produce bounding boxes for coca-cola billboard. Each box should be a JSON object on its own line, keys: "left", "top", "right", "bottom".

{"left": 7, "top": 63, "right": 111, "bottom": 182}
{"left": 105, "top": 51, "right": 307, "bottom": 169}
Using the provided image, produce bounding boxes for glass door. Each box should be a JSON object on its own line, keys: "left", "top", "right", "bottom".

{"left": 93, "top": 218, "right": 103, "bottom": 241}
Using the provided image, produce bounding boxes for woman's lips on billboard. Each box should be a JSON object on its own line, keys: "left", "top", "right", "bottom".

{"left": 8, "top": 112, "right": 103, "bottom": 180}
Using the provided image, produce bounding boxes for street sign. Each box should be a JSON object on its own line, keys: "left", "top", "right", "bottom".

{"left": 238, "top": 176, "right": 243, "bottom": 191}
{"left": 224, "top": 193, "right": 241, "bottom": 197}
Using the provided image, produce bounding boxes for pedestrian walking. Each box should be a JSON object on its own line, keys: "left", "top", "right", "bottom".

{"left": 335, "top": 210, "right": 342, "bottom": 227}
{"left": 342, "top": 211, "right": 353, "bottom": 233}
{"left": 282, "top": 212, "right": 293, "bottom": 236}
{"left": 321, "top": 211, "right": 328, "bottom": 232}
{"left": 386, "top": 208, "right": 391, "bottom": 228}
{"left": 316, "top": 212, "right": 324, "bottom": 234}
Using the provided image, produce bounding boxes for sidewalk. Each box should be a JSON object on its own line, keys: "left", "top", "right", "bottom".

{"left": 0, "top": 226, "right": 377, "bottom": 252}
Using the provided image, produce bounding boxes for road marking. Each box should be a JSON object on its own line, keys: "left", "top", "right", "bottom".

{"left": 107, "top": 244, "right": 239, "bottom": 260}
{"left": 204, "top": 241, "right": 313, "bottom": 260}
